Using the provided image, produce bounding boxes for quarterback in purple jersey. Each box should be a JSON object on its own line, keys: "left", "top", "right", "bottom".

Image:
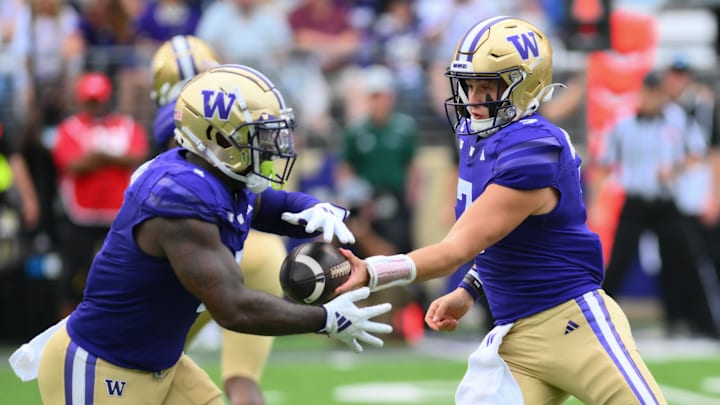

{"left": 34, "top": 65, "right": 392, "bottom": 405}
{"left": 338, "top": 16, "right": 666, "bottom": 405}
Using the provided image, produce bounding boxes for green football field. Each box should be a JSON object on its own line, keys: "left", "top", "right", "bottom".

{"left": 2, "top": 332, "right": 720, "bottom": 405}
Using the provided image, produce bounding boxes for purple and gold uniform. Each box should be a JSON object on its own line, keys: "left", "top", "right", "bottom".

{"left": 455, "top": 115, "right": 665, "bottom": 404}
{"left": 366, "top": 15, "right": 671, "bottom": 405}
{"left": 151, "top": 44, "right": 288, "bottom": 386}
{"left": 38, "top": 149, "right": 317, "bottom": 404}
{"left": 455, "top": 113, "right": 603, "bottom": 323}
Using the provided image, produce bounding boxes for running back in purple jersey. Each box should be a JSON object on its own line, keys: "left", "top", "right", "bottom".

{"left": 67, "top": 149, "right": 255, "bottom": 371}
{"left": 454, "top": 114, "right": 604, "bottom": 324}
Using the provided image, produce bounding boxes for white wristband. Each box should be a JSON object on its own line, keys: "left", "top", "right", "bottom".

{"left": 366, "top": 254, "right": 416, "bottom": 292}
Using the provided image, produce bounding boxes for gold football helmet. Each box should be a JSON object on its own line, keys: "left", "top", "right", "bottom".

{"left": 150, "top": 35, "right": 219, "bottom": 106}
{"left": 445, "top": 16, "right": 559, "bottom": 136}
{"left": 174, "top": 64, "right": 296, "bottom": 192}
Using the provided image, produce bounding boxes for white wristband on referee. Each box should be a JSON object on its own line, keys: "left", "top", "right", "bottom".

{"left": 365, "top": 254, "right": 416, "bottom": 292}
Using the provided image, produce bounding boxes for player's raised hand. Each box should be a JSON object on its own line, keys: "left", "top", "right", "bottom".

{"left": 281, "top": 203, "right": 356, "bottom": 244}
{"left": 320, "top": 287, "right": 392, "bottom": 352}
{"left": 425, "top": 288, "right": 474, "bottom": 332}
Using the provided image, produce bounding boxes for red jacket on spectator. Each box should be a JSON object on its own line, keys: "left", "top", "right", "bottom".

{"left": 53, "top": 112, "right": 148, "bottom": 225}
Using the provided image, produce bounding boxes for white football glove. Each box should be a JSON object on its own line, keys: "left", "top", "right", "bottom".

{"left": 281, "top": 202, "right": 356, "bottom": 244}
{"left": 320, "top": 287, "right": 392, "bottom": 353}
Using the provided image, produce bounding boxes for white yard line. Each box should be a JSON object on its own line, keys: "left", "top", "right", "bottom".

{"left": 330, "top": 382, "right": 720, "bottom": 405}
{"left": 660, "top": 384, "right": 720, "bottom": 405}
{"left": 702, "top": 377, "right": 720, "bottom": 395}
{"left": 417, "top": 334, "right": 720, "bottom": 362}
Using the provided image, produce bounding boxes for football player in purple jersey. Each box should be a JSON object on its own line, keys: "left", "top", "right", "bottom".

{"left": 337, "top": 16, "right": 666, "bottom": 405}
{"left": 151, "top": 34, "right": 288, "bottom": 405}
{"left": 34, "top": 65, "right": 392, "bottom": 405}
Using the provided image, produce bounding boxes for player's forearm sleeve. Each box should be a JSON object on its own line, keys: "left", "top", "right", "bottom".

{"left": 253, "top": 188, "right": 321, "bottom": 237}
{"left": 366, "top": 255, "right": 416, "bottom": 292}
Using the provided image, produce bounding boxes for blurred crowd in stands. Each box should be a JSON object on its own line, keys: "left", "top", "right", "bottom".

{"left": 1, "top": 0, "right": 720, "bottom": 343}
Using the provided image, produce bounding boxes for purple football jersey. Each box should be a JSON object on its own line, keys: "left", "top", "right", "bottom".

{"left": 67, "top": 149, "right": 254, "bottom": 371}
{"left": 455, "top": 114, "right": 603, "bottom": 324}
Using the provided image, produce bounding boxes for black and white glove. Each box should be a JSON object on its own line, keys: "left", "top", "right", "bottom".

{"left": 281, "top": 202, "right": 355, "bottom": 244}
{"left": 320, "top": 287, "right": 392, "bottom": 352}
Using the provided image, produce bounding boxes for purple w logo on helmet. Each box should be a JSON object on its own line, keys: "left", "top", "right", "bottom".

{"left": 202, "top": 90, "right": 237, "bottom": 120}
{"left": 507, "top": 32, "right": 539, "bottom": 60}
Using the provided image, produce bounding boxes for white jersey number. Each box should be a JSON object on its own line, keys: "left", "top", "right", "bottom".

{"left": 457, "top": 178, "right": 473, "bottom": 214}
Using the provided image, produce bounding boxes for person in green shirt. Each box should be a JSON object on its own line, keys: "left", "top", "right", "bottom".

{"left": 337, "top": 64, "right": 420, "bottom": 254}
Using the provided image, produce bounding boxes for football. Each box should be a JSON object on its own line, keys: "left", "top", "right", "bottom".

{"left": 279, "top": 242, "right": 351, "bottom": 305}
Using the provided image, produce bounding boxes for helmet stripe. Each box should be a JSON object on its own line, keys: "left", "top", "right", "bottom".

{"left": 457, "top": 16, "right": 513, "bottom": 62}
{"left": 171, "top": 35, "right": 198, "bottom": 81}
{"left": 232, "top": 87, "right": 254, "bottom": 124}
{"left": 225, "top": 64, "right": 288, "bottom": 109}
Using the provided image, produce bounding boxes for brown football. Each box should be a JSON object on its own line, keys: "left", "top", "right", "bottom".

{"left": 279, "top": 242, "right": 351, "bottom": 305}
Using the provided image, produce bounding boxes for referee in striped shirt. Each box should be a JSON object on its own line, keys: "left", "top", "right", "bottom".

{"left": 596, "top": 72, "right": 699, "bottom": 336}
{"left": 663, "top": 60, "right": 720, "bottom": 338}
